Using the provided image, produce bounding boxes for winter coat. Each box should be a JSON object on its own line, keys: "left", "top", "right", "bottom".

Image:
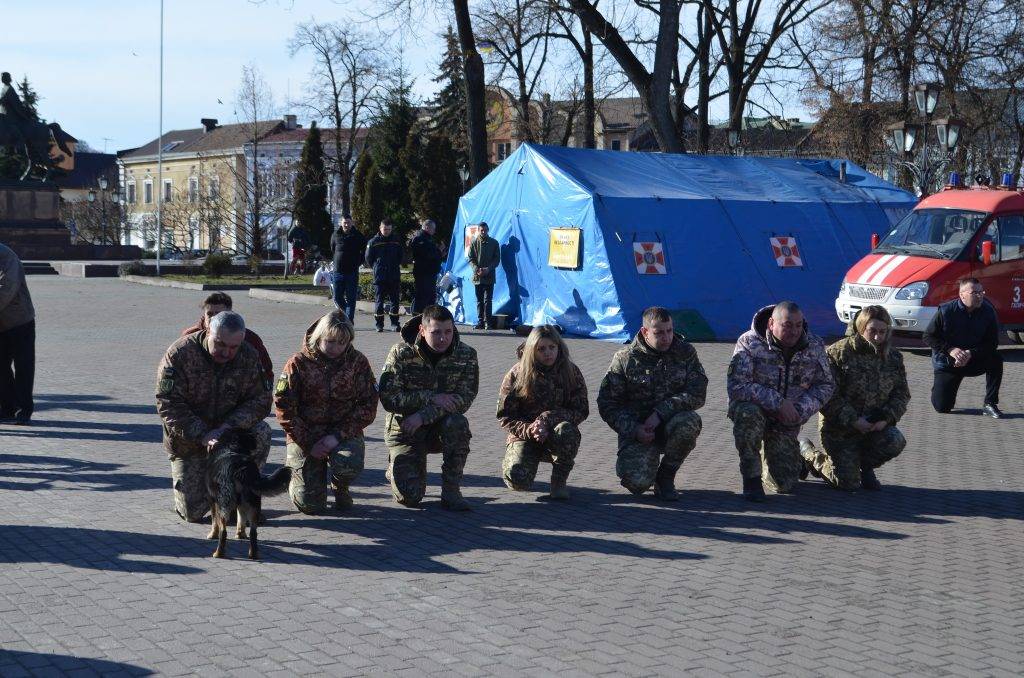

{"left": 0, "top": 243, "right": 34, "bottom": 333}
{"left": 597, "top": 332, "right": 707, "bottom": 442}
{"left": 273, "top": 320, "right": 379, "bottom": 451}
{"left": 365, "top": 232, "right": 404, "bottom": 283}
{"left": 330, "top": 228, "right": 368, "bottom": 274}
{"left": 726, "top": 304, "right": 835, "bottom": 432}
{"left": 496, "top": 344, "right": 589, "bottom": 445}
{"left": 378, "top": 314, "right": 479, "bottom": 436}
{"left": 410, "top": 230, "right": 443, "bottom": 278}
{"left": 181, "top": 320, "right": 274, "bottom": 383}
{"left": 468, "top": 235, "right": 500, "bottom": 285}
{"left": 820, "top": 314, "right": 910, "bottom": 437}
{"left": 155, "top": 331, "right": 272, "bottom": 456}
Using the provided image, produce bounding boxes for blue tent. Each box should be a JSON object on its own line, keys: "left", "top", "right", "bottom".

{"left": 442, "top": 143, "right": 917, "bottom": 341}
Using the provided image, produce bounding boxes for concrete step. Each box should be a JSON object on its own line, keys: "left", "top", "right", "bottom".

{"left": 23, "top": 262, "right": 58, "bottom": 275}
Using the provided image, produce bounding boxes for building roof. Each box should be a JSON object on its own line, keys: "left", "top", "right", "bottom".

{"left": 51, "top": 151, "right": 117, "bottom": 191}
{"left": 120, "top": 119, "right": 285, "bottom": 160}
{"left": 257, "top": 126, "right": 370, "bottom": 146}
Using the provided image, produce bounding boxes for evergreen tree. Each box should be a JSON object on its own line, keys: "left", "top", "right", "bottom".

{"left": 292, "top": 122, "right": 333, "bottom": 255}
{"left": 431, "top": 25, "right": 469, "bottom": 176}
{"left": 351, "top": 151, "right": 383, "bottom": 236}
{"left": 366, "top": 68, "right": 418, "bottom": 240}
{"left": 17, "top": 77, "right": 40, "bottom": 120}
{"left": 404, "top": 125, "right": 461, "bottom": 248}
{"left": 0, "top": 75, "right": 47, "bottom": 181}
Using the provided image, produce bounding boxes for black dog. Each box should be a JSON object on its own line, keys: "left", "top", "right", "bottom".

{"left": 205, "top": 429, "right": 290, "bottom": 559}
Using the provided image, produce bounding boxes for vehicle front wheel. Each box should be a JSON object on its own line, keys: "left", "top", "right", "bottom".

{"left": 1007, "top": 330, "right": 1024, "bottom": 345}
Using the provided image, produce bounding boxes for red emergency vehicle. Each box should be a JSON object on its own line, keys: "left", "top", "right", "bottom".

{"left": 835, "top": 179, "right": 1024, "bottom": 343}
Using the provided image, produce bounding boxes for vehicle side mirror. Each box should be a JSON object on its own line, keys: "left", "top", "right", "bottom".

{"left": 981, "top": 240, "right": 993, "bottom": 266}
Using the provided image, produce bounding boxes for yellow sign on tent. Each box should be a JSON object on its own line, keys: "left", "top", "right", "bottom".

{"left": 548, "top": 228, "right": 582, "bottom": 269}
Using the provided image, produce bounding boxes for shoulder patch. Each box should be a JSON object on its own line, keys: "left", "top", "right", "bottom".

{"left": 274, "top": 375, "right": 289, "bottom": 395}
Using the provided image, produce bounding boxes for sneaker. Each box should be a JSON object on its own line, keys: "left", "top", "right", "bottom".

{"left": 392, "top": 326, "right": 401, "bottom": 332}
{"left": 983, "top": 403, "right": 1003, "bottom": 419}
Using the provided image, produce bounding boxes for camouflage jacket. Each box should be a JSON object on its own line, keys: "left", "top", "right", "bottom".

{"left": 496, "top": 346, "right": 589, "bottom": 444}
{"left": 378, "top": 315, "right": 479, "bottom": 436}
{"left": 597, "top": 332, "right": 707, "bottom": 441}
{"left": 820, "top": 320, "right": 910, "bottom": 436}
{"left": 182, "top": 318, "right": 274, "bottom": 382}
{"left": 727, "top": 305, "right": 835, "bottom": 431}
{"left": 274, "top": 320, "right": 379, "bottom": 451}
{"left": 155, "top": 331, "right": 272, "bottom": 455}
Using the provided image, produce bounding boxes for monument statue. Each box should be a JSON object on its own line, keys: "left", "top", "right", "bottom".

{"left": 0, "top": 72, "right": 72, "bottom": 181}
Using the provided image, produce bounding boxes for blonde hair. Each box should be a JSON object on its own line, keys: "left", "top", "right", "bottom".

{"left": 515, "top": 325, "right": 577, "bottom": 400}
{"left": 307, "top": 311, "right": 354, "bottom": 353}
{"left": 854, "top": 305, "right": 893, "bottom": 336}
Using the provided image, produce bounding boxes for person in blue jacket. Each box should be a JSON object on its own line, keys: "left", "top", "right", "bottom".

{"left": 365, "top": 219, "right": 404, "bottom": 332}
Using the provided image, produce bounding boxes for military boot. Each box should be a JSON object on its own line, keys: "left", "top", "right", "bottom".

{"left": 742, "top": 476, "right": 766, "bottom": 503}
{"left": 440, "top": 454, "right": 471, "bottom": 511}
{"left": 333, "top": 480, "right": 353, "bottom": 511}
{"left": 861, "top": 466, "right": 882, "bottom": 491}
{"left": 548, "top": 465, "right": 571, "bottom": 501}
{"left": 653, "top": 462, "right": 680, "bottom": 501}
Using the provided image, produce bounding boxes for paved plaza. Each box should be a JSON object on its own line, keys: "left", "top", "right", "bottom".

{"left": 1, "top": 276, "right": 1022, "bottom": 677}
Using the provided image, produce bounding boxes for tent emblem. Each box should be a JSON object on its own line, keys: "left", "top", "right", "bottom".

{"left": 770, "top": 236, "right": 803, "bottom": 267}
{"left": 633, "top": 242, "right": 667, "bottom": 274}
{"left": 464, "top": 224, "right": 482, "bottom": 255}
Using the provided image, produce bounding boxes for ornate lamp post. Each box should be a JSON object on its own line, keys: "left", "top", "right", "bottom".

{"left": 886, "top": 83, "right": 963, "bottom": 196}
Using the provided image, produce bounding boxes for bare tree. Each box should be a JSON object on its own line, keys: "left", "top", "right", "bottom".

{"left": 233, "top": 64, "right": 277, "bottom": 258}
{"left": 289, "top": 22, "right": 384, "bottom": 217}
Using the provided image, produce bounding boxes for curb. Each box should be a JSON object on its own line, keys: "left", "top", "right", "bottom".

{"left": 122, "top": 275, "right": 249, "bottom": 291}
{"left": 249, "top": 288, "right": 335, "bottom": 306}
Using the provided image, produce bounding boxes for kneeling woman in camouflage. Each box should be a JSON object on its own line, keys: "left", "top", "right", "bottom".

{"left": 274, "top": 311, "right": 379, "bottom": 512}
{"left": 801, "top": 305, "right": 910, "bottom": 491}
{"left": 496, "top": 326, "right": 589, "bottom": 499}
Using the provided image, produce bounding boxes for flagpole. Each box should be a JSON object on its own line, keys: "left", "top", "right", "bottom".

{"left": 155, "top": 0, "right": 164, "bottom": 275}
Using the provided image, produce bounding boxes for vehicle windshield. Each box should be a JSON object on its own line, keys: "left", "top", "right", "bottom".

{"left": 875, "top": 208, "right": 988, "bottom": 259}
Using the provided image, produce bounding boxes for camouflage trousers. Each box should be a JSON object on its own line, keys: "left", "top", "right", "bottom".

{"left": 729, "top": 402, "right": 801, "bottom": 494}
{"left": 502, "top": 421, "right": 580, "bottom": 491}
{"left": 804, "top": 427, "right": 906, "bottom": 491}
{"left": 169, "top": 420, "right": 272, "bottom": 522}
{"left": 386, "top": 413, "right": 471, "bottom": 507}
{"left": 285, "top": 437, "right": 365, "bottom": 514}
{"left": 616, "top": 411, "right": 702, "bottom": 494}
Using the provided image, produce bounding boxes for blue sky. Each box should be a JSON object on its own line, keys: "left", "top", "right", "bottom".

{"left": 6, "top": 0, "right": 449, "bottom": 153}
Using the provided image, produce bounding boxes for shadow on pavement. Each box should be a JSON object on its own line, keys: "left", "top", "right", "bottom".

{"left": 34, "top": 393, "right": 156, "bottom": 416}
{"left": 0, "top": 649, "right": 153, "bottom": 676}
{"left": 0, "top": 453, "right": 166, "bottom": 492}
{"left": 0, "top": 524, "right": 205, "bottom": 574}
{"left": 0, "top": 418, "right": 164, "bottom": 444}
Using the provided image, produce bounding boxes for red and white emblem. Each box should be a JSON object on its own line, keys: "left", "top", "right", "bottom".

{"left": 464, "top": 225, "right": 482, "bottom": 255}
{"left": 770, "top": 236, "right": 802, "bottom": 267}
{"left": 634, "top": 241, "right": 667, "bottom": 274}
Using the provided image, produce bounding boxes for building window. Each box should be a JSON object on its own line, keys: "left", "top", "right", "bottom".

{"left": 143, "top": 180, "right": 153, "bottom": 205}
{"left": 611, "top": 139, "right": 621, "bottom": 151}
{"left": 163, "top": 179, "right": 173, "bottom": 203}
{"left": 497, "top": 142, "right": 512, "bottom": 161}
{"left": 188, "top": 177, "right": 199, "bottom": 203}
{"left": 209, "top": 177, "right": 220, "bottom": 200}
{"left": 127, "top": 182, "right": 137, "bottom": 205}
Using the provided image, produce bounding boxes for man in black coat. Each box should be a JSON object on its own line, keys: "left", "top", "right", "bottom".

{"left": 364, "top": 219, "right": 404, "bottom": 332}
{"left": 409, "top": 219, "right": 444, "bottom": 314}
{"left": 923, "top": 277, "right": 1004, "bottom": 418}
{"left": 330, "top": 216, "right": 368, "bottom": 321}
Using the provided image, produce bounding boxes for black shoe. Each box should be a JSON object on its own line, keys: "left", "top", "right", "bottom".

{"left": 983, "top": 403, "right": 1003, "bottom": 419}
{"left": 473, "top": 322, "right": 485, "bottom": 330}
{"left": 376, "top": 327, "right": 384, "bottom": 333}
{"left": 13, "top": 413, "right": 31, "bottom": 426}
{"left": 653, "top": 464, "right": 680, "bottom": 502}
{"left": 861, "top": 467, "right": 882, "bottom": 491}
{"left": 392, "top": 326, "right": 401, "bottom": 332}
{"left": 742, "top": 476, "right": 766, "bottom": 503}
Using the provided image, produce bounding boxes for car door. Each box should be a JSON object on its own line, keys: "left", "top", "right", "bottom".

{"left": 973, "top": 214, "right": 1024, "bottom": 327}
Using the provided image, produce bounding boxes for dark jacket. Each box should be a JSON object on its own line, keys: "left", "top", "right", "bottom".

{"left": 287, "top": 225, "right": 310, "bottom": 248}
{"left": 410, "top": 230, "right": 443, "bottom": 278}
{"left": 923, "top": 298, "right": 999, "bottom": 369}
{"left": 0, "top": 243, "right": 34, "bottom": 333}
{"left": 330, "top": 228, "right": 368, "bottom": 274}
{"left": 468, "top": 235, "right": 500, "bottom": 285}
{"left": 365, "top": 232, "right": 404, "bottom": 283}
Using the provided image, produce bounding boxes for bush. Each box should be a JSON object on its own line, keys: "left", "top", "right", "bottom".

{"left": 202, "top": 252, "right": 232, "bottom": 278}
{"left": 358, "top": 272, "right": 415, "bottom": 304}
{"left": 141, "top": 249, "right": 157, "bottom": 259}
{"left": 118, "top": 260, "right": 146, "bottom": 277}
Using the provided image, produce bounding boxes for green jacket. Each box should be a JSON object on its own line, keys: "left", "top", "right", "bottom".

{"left": 468, "top": 235, "right": 500, "bottom": 285}
{"left": 819, "top": 320, "right": 910, "bottom": 437}
{"left": 379, "top": 314, "right": 480, "bottom": 437}
{"left": 597, "top": 332, "right": 707, "bottom": 442}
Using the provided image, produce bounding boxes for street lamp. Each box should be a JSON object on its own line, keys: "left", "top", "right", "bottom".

{"left": 913, "top": 83, "right": 941, "bottom": 118}
{"left": 887, "top": 84, "right": 962, "bottom": 196}
{"left": 933, "top": 117, "right": 964, "bottom": 153}
{"left": 727, "top": 129, "right": 741, "bottom": 155}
